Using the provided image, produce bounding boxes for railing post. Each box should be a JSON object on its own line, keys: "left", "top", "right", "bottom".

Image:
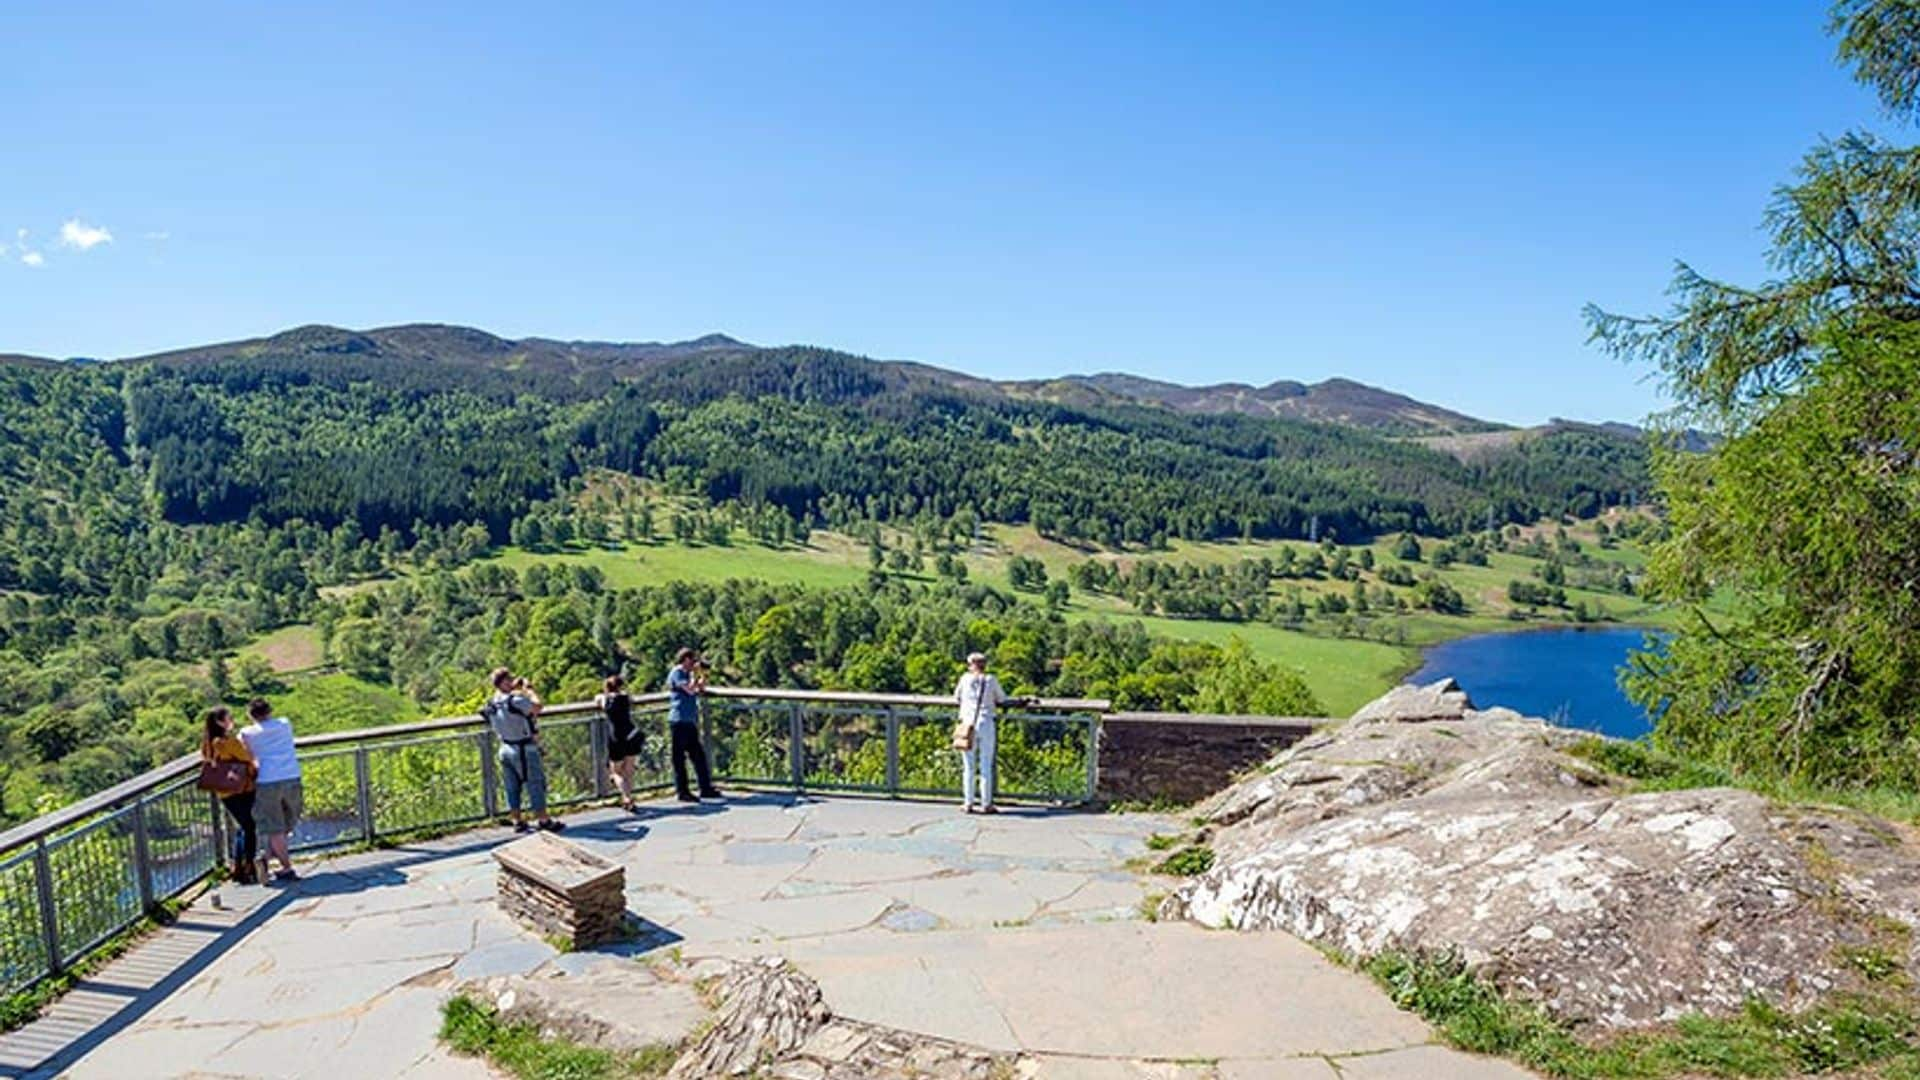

{"left": 354, "top": 746, "right": 374, "bottom": 843}
{"left": 590, "top": 711, "right": 610, "bottom": 800}
{"left": 1084, "top": 713, "right": 1102, "bottom": 805}
{"left": 210, "top": 791, "right": 228, "bottom": 870}
{"left": 787, "top": 703, "right": 805, "bottom": 792}
{"left": 480, "top": 730, "right": 499, "bottom": 820}
{"left": 131, "top": 795, "right": 154, "bottom": 912}
{"left": 884, "top": 707, "right": 900, "bottom": 797}
{"left": 32, "top": 838, "right": 61, "bottom": 976}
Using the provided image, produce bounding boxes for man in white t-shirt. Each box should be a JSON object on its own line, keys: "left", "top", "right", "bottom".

{"left": 953, "top": 652, "right": 1017, "bottom": 814}
{"left": 239, "top": 698, "right": 303, "bottom": 883}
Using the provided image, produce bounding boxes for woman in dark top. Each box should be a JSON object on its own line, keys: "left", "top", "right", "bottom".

{"left": 597, "top": 674, "right": 643, "bottom": 811}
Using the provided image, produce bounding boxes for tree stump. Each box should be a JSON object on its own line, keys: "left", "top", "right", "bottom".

{"left": 493, "top": 831, "right": 627, "bottom": 948}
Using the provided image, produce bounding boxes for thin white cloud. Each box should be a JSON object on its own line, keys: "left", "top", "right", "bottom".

{"left": 11, "top": 229, "right": 42, "bottom": 266}
{"left": 59, "top": 219, "right": 112, "bottom": 250}
{"left": 143, "top": 230, "right": 169, "bottom": 242}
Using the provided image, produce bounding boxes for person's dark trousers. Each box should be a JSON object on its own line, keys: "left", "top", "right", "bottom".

{"left": 222, "top": 790, "right": 259, "bottom": 884}
{"left": 670, "top": 723, "right": 717, "bottom": 798}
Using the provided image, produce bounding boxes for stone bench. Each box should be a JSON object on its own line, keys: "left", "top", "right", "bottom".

{"left": 493, "top": 831, "right": 628, "bottom": 948}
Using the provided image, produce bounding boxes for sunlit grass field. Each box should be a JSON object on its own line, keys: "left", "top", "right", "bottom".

{"left": 464, "top": 516, "right": 1681, "bottom": 716}
{"left": 252, "top": 509, "right": 1696, "bottom": 724}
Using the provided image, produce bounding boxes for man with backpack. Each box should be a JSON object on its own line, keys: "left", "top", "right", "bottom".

{"left": 485, "top": 668, "right": 564, "bottom": 833}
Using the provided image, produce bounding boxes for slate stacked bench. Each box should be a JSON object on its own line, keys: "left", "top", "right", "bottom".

{"left": 493, "top": 831, "right": 628, "bottom": 948}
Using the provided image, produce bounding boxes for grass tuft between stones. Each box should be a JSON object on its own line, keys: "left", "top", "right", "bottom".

{"left": 1365, "top": 950, "right": 1920, "bottom": 1079}
{"left": 1152, "top": 845, "right": 1215, "bottom": 877}
{"left": 440, "top": 994, "right": 678, "bottom": 1080}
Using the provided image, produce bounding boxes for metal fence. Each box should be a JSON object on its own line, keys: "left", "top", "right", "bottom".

{"left": 0, "top": 688, "right": 1103, "bottom": 997}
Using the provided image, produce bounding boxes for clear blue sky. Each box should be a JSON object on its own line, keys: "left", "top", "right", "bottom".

{"left": 0, "top": 2, "right": 1889, "bottom": 424}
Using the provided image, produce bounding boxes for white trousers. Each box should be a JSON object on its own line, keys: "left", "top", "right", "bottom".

{"left": 961, "top": 720, "right": 996, "bottom": 809}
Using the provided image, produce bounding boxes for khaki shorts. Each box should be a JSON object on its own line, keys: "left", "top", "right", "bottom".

{"left": 255, "top": 779, "right": 304, "bottom": 835}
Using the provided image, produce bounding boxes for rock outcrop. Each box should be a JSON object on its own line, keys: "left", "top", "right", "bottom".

{"left": 460, "top": 954, "right": 1021, "bottom": 1079}
{"left": 462, "top": 961, "right": 709, "bottom": 1055}
{"left": 1165, "top": 679, "right": 1920, "bottom": 1030}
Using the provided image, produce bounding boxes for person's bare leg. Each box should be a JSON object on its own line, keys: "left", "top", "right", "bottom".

{"left": 611, "top": 759, "right": 634, "bottom": 808}
{"left": 269, "top": 832, "right": 292, "bottom": 873}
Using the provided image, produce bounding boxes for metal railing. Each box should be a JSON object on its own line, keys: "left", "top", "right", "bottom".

{"left": 0, "top": 687, "right": 1105, "bottom": 997}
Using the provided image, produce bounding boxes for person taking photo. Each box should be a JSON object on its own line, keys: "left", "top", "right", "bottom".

{"left": 666, "top": 648, "right": 721, "bottom": 803}
{"left": 485, "top": 668, "right": 564, "bottom": 833}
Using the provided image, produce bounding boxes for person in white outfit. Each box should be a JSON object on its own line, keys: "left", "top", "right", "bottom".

{"left": 954, "top": 652, "right": 1015, "bottom": 814}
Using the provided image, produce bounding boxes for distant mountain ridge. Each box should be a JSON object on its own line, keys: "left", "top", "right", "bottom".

{"left": 12, "top": 321, "right": 1600, "bottom": 437}
{"left": 127, "top": 323, "right": 755, "bottom": 377}
{"left": 996, "top": 372, "right": 1503, "bottom": 435}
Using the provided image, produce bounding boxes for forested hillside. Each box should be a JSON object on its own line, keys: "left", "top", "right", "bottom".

{"left": 85, "top": 325, "right": 1647, "bottom": 541}
{"left": 0, "top": 326, "right": 1652, "bottom": 822}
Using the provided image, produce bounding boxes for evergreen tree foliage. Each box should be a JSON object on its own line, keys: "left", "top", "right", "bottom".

{"left": 1592, "top": 3, "right": 1920, "bottom": 787}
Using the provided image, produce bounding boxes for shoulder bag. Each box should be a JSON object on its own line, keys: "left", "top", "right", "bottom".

{"left": 197, "top": 757, "right": 251, "bottom": 796}
{"left": 951, "top": 677, "right": 985, "bottom": 751}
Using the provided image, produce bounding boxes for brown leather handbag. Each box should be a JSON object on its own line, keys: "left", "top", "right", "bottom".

{"left": 196, "top": 758, "right": 251, "bottom": 796}
{"left": 951, "top": 679, "right": 986, "bottom": 751}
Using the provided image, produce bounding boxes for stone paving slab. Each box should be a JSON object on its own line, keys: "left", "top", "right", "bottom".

{"left": 15, "top": 794, "right": 1537, "bottom": 1079}
{"left": 738, "top": 921, "right": 1435, "bottom": 1061}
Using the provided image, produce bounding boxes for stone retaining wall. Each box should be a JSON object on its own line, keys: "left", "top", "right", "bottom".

{"left": 1096, "top": 713, "right": 1316, "bottom": 805}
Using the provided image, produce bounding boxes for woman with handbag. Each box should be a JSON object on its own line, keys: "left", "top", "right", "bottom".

{"left": 952, "top": 652, "right": 1015, "bottom": 814}
{"left": 199, "top": 706, "right": 261, "bottom": 885}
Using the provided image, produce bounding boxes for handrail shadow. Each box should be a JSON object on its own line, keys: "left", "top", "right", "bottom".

{"left": 1, "top": 834, "right": 498, "bottom": 1079}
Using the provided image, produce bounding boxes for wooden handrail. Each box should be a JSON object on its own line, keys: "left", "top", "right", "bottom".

{"left": 0, "top": 754, "right": 201, "bottom": 854}
{"left": 1103, "top": 712, "right": 1319, "bottom": 729}
{"left": 288, "top": 696, "right": 668, "bottom": 749}
{"left": 702, "top": 686, "right": 1109, "bottom": 712}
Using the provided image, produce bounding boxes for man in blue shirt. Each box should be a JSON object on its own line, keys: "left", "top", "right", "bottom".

{"left": 668, "top": 647, "right": 721, "bottom": 802}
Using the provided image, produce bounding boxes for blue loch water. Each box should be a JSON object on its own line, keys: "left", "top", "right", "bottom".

{"left": 1406, "top": 626, "right": 1663, "bottom": 739}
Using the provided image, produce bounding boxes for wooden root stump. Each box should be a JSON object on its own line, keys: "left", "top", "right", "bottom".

{"left": 493, "top": 831, "right": 628, "bottom": 948}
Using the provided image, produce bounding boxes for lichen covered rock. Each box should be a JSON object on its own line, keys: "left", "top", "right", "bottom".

{"left": 1168, "top": 679, "right": 1920, "bottom": 1029}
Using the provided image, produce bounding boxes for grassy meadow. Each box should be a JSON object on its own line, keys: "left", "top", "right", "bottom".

{"left": 441, "top": 510, "right": 1682, "bottom": 717}
{"left": 221, "top": 503, "right": 1690, "bottom": 726}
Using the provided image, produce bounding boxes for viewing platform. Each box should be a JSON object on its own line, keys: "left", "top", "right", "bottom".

{"left": 0, "top": 689, "right": 1528, "bottom": 1078}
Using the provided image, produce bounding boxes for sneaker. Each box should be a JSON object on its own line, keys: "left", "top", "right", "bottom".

{"left": 979, "top": 806, "right": 999, "bottom": 815}
{"left": 513, "top": 821, "right": 534, "bottom": 834}
{"left": 539, "top": 819, "right": 567, "bottom": 832}
{"left": 272, "top": 869, "right": 299, "bottom": 883}
{"left": 699, "top": 789, "right": 723, "bottom": 800}
{"left": 676, "top": 793, "right": 700, "bottom": 803}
